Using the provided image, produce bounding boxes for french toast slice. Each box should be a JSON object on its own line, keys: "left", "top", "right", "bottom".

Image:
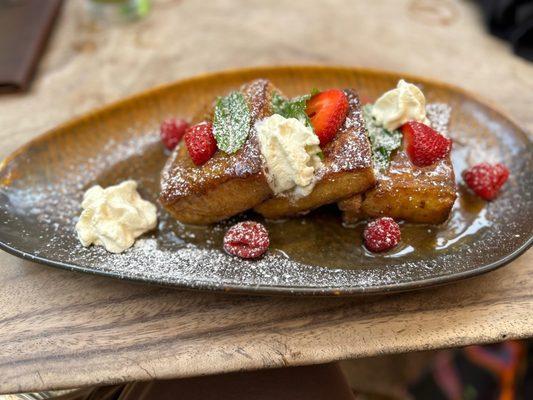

{"left": 159, "top": 79, "right": 275, "bottom": 224}
{"left": 339, "top": 104, "right": 457, "bottom": 224}
{"left": 254, "top": 90, "right": 375, "bottom": 219}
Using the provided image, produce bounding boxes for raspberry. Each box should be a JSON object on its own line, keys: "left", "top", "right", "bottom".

{"left": 184, "top": 122, "right": 217, "bottom": 166}
{"left": 363, "top": 217, "right": 401, "bottom": 253}
{"left": 223, "top": 221, "right": 270, "bottom": 259}
{"left": 401, "top": 121, "right": 452, "bottom": 167}
{"left": 462, "top": 162, "right": 509, "bottom": 200}
{"left": 160, "top": 118, "right": 189, "bottom": 150}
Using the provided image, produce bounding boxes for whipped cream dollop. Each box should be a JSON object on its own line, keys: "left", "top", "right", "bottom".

{"left": 75, "top": 180, "right": 157, "bottom": 253}
{"left": 371, "top": 79, "right": 430, "bottom": 131}
{"left": 255, "top": 114, "right": 323, "bottom": 198}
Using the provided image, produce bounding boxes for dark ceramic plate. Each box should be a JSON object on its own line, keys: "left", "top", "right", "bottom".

{"left": 0, "top": 66, "right": 531, "bottom": 296}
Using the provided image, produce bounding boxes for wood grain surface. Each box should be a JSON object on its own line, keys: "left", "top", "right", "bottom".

{"left": 0, "top": 0, "right": 532, "bottom": 394}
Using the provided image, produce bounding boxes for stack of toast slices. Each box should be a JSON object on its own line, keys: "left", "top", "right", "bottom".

{"left": 159, "top": 79, "right": 456, "bottom": 225}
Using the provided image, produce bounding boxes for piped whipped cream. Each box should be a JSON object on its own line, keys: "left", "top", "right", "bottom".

{"left": 255, "top": 114, "right": 323, "bottom": 198}
{"left": 75, "top": 180, "right": 157, "bottom": 253}
{"left": 372, "top": 79, "right": 430, "bottom": 131}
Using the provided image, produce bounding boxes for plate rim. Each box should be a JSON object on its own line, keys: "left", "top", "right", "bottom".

{"left": 1, "top": 64, "right": 532, "bottom": 296}
{"left": 0, "top": 236, "right": 531, "bottom": 296}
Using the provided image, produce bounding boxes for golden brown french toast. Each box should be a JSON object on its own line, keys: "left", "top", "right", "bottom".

{"left": 339, "top": 104, "right": 456, "bottom": 224}
{"left": 159, "top": 79, "right": 274, "bottom": 224}
{"left": 339, "top": 151, "right": 456, "bottom": 224}
{"left": 161, "top": 83, "right": 376, "bottom": 225}
{"left": 254, "top": 90, "right": 375, "bottom": 219}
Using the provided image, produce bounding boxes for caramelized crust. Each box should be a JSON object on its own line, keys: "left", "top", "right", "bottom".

{"left": 254, "top": 90, "right": 375, "bottom": 219}
{"left": 159, "top": 79, "right": 274, "bottom": 224}
{"left": 339, "top": 142, "right": 457, "bottom": 224}
{"left": 340, "top": 102, "right": 457, "bottom": 224}
{"left": 160, "top": 84, "right": 380, "bottom": 225}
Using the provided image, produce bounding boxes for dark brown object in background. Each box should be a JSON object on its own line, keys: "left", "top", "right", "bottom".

{"left": 477, "top": 0, "right": 533, "bottom": 61}
{"left": 53, "top": 364, "right": 356, "bottom": 400}
{"left": 0, "top": 0, "right": 62, "bottom": 92}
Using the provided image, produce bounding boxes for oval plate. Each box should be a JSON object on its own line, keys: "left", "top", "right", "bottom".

{"left": 0, "top": 66, "right": 531, "bottom": 296}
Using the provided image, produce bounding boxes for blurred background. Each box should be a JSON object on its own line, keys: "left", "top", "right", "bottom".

{"left": 1, "top": 0, "right": 532, "bottom": 157}
{"left": 0, "top": 0, "right": 532, "bottom": 399}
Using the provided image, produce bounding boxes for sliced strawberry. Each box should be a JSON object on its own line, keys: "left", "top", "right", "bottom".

{"left": 462, "top": 162, "right": 509, "bottom": 200}
{"left": 401, "top": 121, "right": 452, "bottom": 167}
{"left": 184, "top": 122, "right": 217, "bottom": 166}
{"left": 305, "top": 89, "right": 349, "bottom": 146}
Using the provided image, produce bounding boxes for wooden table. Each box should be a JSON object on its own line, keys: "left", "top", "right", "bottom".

{"left": 1, "top": 0, "right": 531, "bottom": 394}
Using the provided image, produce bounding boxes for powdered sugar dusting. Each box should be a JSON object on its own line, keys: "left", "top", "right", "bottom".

{"left": 160, "top": 80, "right": 271, "bottom": 203}
{"left": 223, "top": 221, "right": 269, "bottom": 258}
{"left": 363, "top": 217, "right": 401, "bottom": 252}
{"left": 321, "top": 89, "right": 373, "bottom": 175}
{"left": 375, "top": 102, "right": 455, "bottom": 188}
{"left": 45, "top": 236, "right": 400, "bottom": 290}
{"left": 426, "top": 103, "right": 451, "bottom": 136}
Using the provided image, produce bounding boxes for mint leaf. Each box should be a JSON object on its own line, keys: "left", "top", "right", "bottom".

{"left": 363, "top": 104, "right": 402, "bottom": 171}
{"left": 213, "top": 91, "right": 251, "bottom": 154}
{"left": 271, "top": 92, "right": 312, "bottom": 128}
{"left": 271, "top": 91, "right": 286, "bottom": 114}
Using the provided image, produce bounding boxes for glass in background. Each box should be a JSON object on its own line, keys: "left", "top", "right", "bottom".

{"left": 86, "top": 0, "right": 150, "bottom": 22}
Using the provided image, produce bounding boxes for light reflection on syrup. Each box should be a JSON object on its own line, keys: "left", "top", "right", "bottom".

{"left": 368, "top": 141, "right": 491, "bottom": 261}
{"left": 435, "top": 194, "right": 491, "bottom": 250}
{"left": 157, "top": 184, "right": 491, "bottom": 270}
{"left": 383, "top": 244, "right": 415, "bottom": 258}
{"left": 354, "top": 188, "right": 490, "bottom": 260}
{"left": 259, "top": 139, "right": 491, "bottom": 269}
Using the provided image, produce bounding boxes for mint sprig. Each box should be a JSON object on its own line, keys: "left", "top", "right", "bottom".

{"left": 271, "top": 92, "right": 312, "bottom": 128}
{"left": 363, "top": 104, "right": 402, "bottom": 171}
{"left": 213, "top": 91, "right": 251, "bottom": 154}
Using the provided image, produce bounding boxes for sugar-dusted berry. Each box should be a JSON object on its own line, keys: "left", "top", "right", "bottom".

{"left": 184, "top": 122, "right": 217, "bottom": 166}
{"left": 462, "top": 162, "right": 509, "bottom": 201}
{"left": 363, "top": 217, "right": 401, "bottom": 253}
{"left": 223, "top": 221, "right": 270, "bottom": 259}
